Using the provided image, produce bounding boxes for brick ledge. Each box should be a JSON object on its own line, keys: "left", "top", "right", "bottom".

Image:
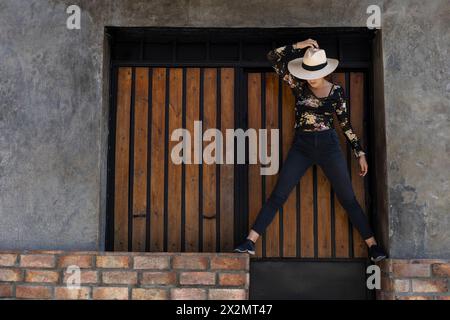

{"left": 376, "top": 258, "right": 450, "bottom": 300}
{"left": 0, "top": 251, "right": 250, "bottom": 300}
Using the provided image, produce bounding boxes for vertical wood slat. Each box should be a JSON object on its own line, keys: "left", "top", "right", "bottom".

{"left": 150, "top": 68, "right": 166, "bottom": 252}
{"left": 331, "top": 72, "right": 350, "bottom": 257}
{"left": 317, "top": 165, "right": 332, "bottom": 257}
{"left": 202, "top": 68, "right": 217, "bottom": 252}
{"left": 220, "top": 68, "right": 235, "bottom": 251}
{"left": 281, "top": 80, "right": 297, "bottom": 257}
{"left": 247, "top": 72, "right": 263, "bottom": 257}
{"left": 350, "top": 72, "right": 368, "bottom": 257}
{"left": 167, "top": 68, "right": 183, "bottom": 252}
{"left": 114, "top": 68, "right": 132, "bottom": 251}
{"left": 185, "top": 68, "right": 200, "bottom": 251}
{"left": 132, "top": 67, "right": 149, "bottom": 251}
{"left": 300, "top": 172, "right": 314, "bottom": 257}
{"left": 264, "top": 72, "right": 280, "bottom": 257}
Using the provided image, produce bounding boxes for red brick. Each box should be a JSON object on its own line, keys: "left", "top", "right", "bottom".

{"left": 392, "top": 263, "right": 430, "bottom": 277}
{"left": 432, "top": 263, "right": 450, "bottom": 277}
{"left": 96, "top": 255, "right": 129, "bottom": 268}
{"left": 92, "top": 287, "right": 129, "bottom": 300}
{"left": 396, "top": 295, "right": 433, "bottom": 300}
{"left": 180, "top": 272, "right": 216, "bottom": 285}
{"left": 25, "top": 270, "right": 59, "bottom": 283}
{"left": 412, "top": 279, "right": 447, "bottom": 293}
{"left": 132, "top": 288, "right": 168, "bottom": 300}
{"left": 172, "top": 256, "right": 208, "bottom": 270}
{"left": 380, "top": 276, "right": 392, "bottom": 292}
{"left": 0, "top": 284, "right": 13, "bottom": 298}
{"left": 63, "top": 270, "right": 98, "bottom": 284}
{"left": 0, "top": 268, "right": 22, "bottom": 282}
{"left": 16, "top": 285, "right": 52, "bottom": 299}
{"left": 20, "top": 255, "right": 55, "bottom": 268}
{"left": 209, "top": 289, "right": 247, "bottom": 300}
{"left": 102, "top": 271, "right": 137, "bottom": 285}
{"left": 58, "top": 255, "right": 93, "bottom": 269}
{"left": 211, "top": 256, "right": 248, "bottom": 270}
{"left": 392, "top": 279, "right": 410, "bottom": 292}
{"left": 410, "top": 259, "right": 449, "bottom": 264}
{"left": 218, "top": 273, "right": 248, "bottom": 287}
{"left": 141, "top": 272, "right": 177, "bottom": 285}
{"left": 133, "top": 256, "right": 170, "bottom": 269}
{"left": 436, "top": 295, "right": 450, "bottom": 300}
{"left": 170, "top": 288, "right": 207, "bottom": 300}
{"left": 54, "top": 287, "right": 90, "bottom": 300}
{"left": 0, "top": 253, "right": 18, "bottom": 266}
{"left": 376, "top": 259, "right": 392, "bottom": 273}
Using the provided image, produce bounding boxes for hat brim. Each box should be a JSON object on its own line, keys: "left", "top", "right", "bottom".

{"left": 287, "top": 58, "right": 339, "bottom": 80}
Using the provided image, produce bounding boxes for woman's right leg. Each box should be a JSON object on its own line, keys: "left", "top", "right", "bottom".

{"left": 250, "top": 143, "right": 313, "bottom": 237}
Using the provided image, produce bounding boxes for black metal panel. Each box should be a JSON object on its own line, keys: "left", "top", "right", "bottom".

{"left": 340, "top": 35, "right": 372, "bottom": 62}
{"left": 176, "top": 42, "right": 207, "bottom": 61}
{"left": 105, "top": 67, "right": 118, "bottom": 251}
{"left": 143, "top": 42, "right": 172, "bottom": 61}
{"left": 250, "top": 260, "right": 374, "bottom": 300}
{"left": 113, "top": 42, "right": 141, "bottom": 60}
{"left": 260, "top": 72, "right": 267, "bottom": 257}
{"left": 242, "top": 42, "right": 273, "bottom": 61}
{"left": 210, "top": 42, "right": 240, "bottom": 61}
{"left": 106, "top": 27, "right": 374, "bottom": 68}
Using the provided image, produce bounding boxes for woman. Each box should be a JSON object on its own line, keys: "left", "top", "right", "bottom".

{"left": 234, "top": 39, "right": 387, "bottom": 262}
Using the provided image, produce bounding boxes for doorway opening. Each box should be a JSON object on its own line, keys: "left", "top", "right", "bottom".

{"left": 104, "top": 27, "right": 385, "bottom": 299}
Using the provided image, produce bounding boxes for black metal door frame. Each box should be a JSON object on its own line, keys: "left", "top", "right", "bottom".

{"left": 105, "top": 26, "right": 377, "bottom": 299}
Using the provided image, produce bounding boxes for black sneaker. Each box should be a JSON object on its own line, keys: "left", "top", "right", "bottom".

{"left": 233, "top": 239, "right": 256, "bottom": 255}
{"left": 369, "top": 244, "right": 387, "bottom": 262}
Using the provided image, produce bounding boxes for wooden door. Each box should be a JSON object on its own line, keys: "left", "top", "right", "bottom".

{"left": 247, "top": 71, "right": 368, "bottom": 258}
{"left": 111, "top": 67, "right": 235, "bottom": 252}
{"left": 111, "top": 67, "right": 369, "bottom": 258}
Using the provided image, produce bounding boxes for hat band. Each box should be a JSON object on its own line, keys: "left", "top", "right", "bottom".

{"left": 302, "top": 61, "right": 328, "bottom": 71}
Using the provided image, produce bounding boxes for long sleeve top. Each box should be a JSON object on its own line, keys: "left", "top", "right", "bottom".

{"left": 267, "top": 44, "right": 366, "bottom": 159}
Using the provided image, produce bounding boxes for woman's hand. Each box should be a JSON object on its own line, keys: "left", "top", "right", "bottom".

{"left": 294, "top": 39, "right": 319, "bottom": 50}
{"left": 358, "top": 155, "right": 368, "bottom": 177}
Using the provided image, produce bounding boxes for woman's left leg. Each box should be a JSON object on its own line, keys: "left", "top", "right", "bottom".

{"left": 317, "top": 143, "right": 375, "bottom": 241}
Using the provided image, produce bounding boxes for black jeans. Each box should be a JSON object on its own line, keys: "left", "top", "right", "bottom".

{"left": 251, "top": 128, "right": 374, "bottom": 240}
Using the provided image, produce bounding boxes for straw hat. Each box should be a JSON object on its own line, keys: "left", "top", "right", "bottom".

{"left": 287, "top": 47, "right": 339, "bottom": 80}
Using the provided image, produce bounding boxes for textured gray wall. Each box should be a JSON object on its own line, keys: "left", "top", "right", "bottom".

{"left": 0, "top": 0, "right": 448, "bottom": 258}
{"left": 381, "top": 0, "right": 449, "bottom": 258}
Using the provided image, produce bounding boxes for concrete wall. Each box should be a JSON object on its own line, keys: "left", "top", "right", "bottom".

{"left": 0, "top": 0, "right": 448, "bottom": 258}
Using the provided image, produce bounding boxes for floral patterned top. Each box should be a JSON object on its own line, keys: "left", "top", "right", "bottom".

{"left": 267, "top": 44, "right": 366, "bottom": 159}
